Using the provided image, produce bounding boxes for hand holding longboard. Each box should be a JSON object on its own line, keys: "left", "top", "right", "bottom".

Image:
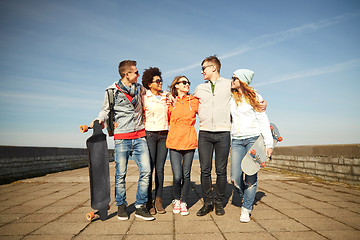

{"left": 79, "top": 122, "right": 105, "bottom": 133}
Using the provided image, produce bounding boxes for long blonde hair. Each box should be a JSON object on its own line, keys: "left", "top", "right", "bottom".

{"left": 232, "top": 80, "right": 261, "bottom": 112}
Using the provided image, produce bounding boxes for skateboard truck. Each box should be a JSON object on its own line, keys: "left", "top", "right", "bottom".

{"left": 270, "top": 125, "right": 283, "bottom": 142}
{"left": 79, "top": 123, "right": 105, "bottom": 133}
{"left": 86, "top": 205, "right": 111, "bottom": 221}
{"left": 250, "top": 149, "right": 266, "bottom": 168}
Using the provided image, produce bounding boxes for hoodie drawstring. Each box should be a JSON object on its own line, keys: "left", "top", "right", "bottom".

{"left": 188, "top": 95, "right": 192, "bottom": 111}
{"left": 173, "top": 95, "right": 193, "bottom": 111}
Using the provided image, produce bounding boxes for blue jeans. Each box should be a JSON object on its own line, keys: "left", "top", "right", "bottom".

{"left": 231, "top": 136, "right": 259, "bottom": 210}
{"left": 198, "top": 131, "right": 230, "bottom": 205}
{"left": 114, "top": 137, "right": 151, "bottom": 206}
{"left": 145, "top": 130, "right": 168, "bottom": 199}
{"left": 169, "top": 149, "right": 195, "bottom": 204}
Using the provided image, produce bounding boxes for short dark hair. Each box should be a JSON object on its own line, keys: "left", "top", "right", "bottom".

{"left": 142, "top": 67, "right": 162, "bottom": 90}
{"left": 201, "top": 55, "right": 221, "bottom": 73}
{"left": 118, "top": 60, "right": 137, "bottom": 78}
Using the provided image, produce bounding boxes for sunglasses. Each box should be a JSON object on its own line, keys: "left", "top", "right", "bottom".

{"left": 202, "top": 65, "right": 213, "bottom": 71}
{"left": 128, "top": 71, "right": 139, "bottom": 75}
{"left": 177, "top": 81, "right": 191, "bottom": 86}
{"left": 232, "top": 76, "right": 239, "bottom": 82}
{"left": 152, "top": 79, "right": 163, "bottom": 84}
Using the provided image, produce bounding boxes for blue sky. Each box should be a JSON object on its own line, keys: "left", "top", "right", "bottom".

{"left": 0, "top": 0, "right": 359, "bottom": 148}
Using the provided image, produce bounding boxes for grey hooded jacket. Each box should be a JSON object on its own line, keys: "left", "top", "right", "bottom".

{"left": 97, "top": 82, "right": 146, "bottom": 135}
{"left": 193, "top": 77, "right": 232, "bottom": 131}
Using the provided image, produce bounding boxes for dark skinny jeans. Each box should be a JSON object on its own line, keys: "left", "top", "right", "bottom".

{"left": 145, "top": 130, "right": 168, "bottom": 199}
{"left": 198, "top": 130, "right": 230, "bottom": 205}
{"left": 169, "top": 149, "right": 195, "bottom": 204}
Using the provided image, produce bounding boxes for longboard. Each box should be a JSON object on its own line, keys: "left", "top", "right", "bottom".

{"left": 80, "top": 120, "right": 110, "bottom": 221}
{"left": 241, "top": 123, "right": 283, "bottom": 175}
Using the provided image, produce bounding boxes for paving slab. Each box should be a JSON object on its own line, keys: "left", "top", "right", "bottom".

{"left": 0, "top": 160, "right": 359, "bottom": 240}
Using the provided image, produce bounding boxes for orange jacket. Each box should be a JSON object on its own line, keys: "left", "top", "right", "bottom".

{"left": 166, "top": 94, "right": 199, "bottom": 150}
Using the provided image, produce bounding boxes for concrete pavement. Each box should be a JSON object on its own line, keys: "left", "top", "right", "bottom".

{"left": 0, "top": 160, "right": 359, "bottom": 240}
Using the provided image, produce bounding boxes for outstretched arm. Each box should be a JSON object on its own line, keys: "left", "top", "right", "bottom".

{"left": 166, "top": 92, "right": 176, "bottom": 106}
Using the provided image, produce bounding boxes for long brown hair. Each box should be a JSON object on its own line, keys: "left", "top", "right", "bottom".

{"left": 169, "top": 76, "right": 189, "bottom": 97}
{"left": 232, "top": 80, "right": 261, "bottom": 112}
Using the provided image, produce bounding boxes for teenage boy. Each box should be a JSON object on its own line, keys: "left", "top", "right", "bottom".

{"left": 90, "top": 60, "right": 155, "bottom": 221}
{"left": 193, "top": 55, "right": 266, "bottom": 217}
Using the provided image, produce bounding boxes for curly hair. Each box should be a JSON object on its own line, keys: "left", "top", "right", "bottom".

{"left": 142, "top": 67, "right": 162, "bottom": 90}
{"left": 231, "top": 80, "right": 261, "bottom": 112}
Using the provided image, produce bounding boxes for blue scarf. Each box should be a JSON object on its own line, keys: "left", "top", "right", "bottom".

{"left": 117, "top": 80, "right": 141, "bottom": 109}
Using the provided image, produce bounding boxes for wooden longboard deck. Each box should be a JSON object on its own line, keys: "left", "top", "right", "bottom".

{"left": 86, "top": 121, "right": 111, "bottom": 221}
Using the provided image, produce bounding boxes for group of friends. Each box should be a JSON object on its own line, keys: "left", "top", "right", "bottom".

{"left": 89, "top": 55, "right": 273, "bottom": 223}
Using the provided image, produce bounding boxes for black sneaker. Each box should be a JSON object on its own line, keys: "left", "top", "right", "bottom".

{"left": 117, "top": 204, "right": 129, "bottom": 220}
{"left": 135, "top": 205, "right": 155, "bottom": 221}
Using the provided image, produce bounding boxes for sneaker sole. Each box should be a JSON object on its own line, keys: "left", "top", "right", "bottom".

{"left": 240, "top": 218, "right": 250, "bottom": 223}
{"left": 117, "top": 216, "right": 129, "bottom": 220}
{"left": 180, "top": 211, "right": 189, "bottom": 216}
{"left": 156, "top": 209, "right": 166, "bottom": 214}
{"left": 135, "top": 214, "right": 155, "bottom": 221}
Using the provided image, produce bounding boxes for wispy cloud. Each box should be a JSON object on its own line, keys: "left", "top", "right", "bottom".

{"left": 163, "top": 63, "right": 199, "bottom": 77}
{"left": 163, "top": 11, "right": 360, "bottom": 77}
{"left": 221, "top": 11, "right": 360, "bottom": 60}
{"left": 0, "top": 76, "right": 103, "bottom": 111}
{"left": 253, "top": 59, "right": 360, "bottom": 87}
{"left": 0, "top": 91, "right": 101, "bottom": 110}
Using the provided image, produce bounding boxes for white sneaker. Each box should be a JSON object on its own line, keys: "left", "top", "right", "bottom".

{"left": 180, "top": 202, "right": 189, "bottom": 216}
{"left": 172, "top": 200, "right": 181, "bottom": 214}
{"left": 240, "top": 207, "right": 251, "bottom": 223}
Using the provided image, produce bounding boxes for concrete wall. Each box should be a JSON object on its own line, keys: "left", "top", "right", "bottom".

{"left": 267, "top": 144, "right": 360, "bottom": 185}
{"left": 0, "top": 146, "right": 114, "bottom": 184}
{"left": 1, "top": 144, "right": 359, "bottom": 185}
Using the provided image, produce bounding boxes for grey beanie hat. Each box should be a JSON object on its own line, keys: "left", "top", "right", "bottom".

{"left": 233, "top": 69, "right": 254, "bottom": 85}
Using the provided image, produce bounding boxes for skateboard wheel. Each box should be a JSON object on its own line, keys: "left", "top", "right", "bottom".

{"left": 80, "top": 125, "right": 89, "bottom": 133}
{"left": 250, "top": 149, "right": 256, "bottom": 155}
{"left": 260, "top": 162, "right": 266, "bottom": 168}
{"left": 277, "top": 137, "right": 283, "bottom": 142}
{"left": 86, "top": 212, "right": 95, "bottom": 221}
{"left": 270, "top": 125, "right": 274, "bottom": 130}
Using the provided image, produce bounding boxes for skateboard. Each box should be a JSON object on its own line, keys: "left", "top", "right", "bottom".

{"left": 270, "top": 123, "right": 283, "bottom": 146}
{"left": 241, "top": 123, "right": 283, "bottom": 175}
{"left": 80, "top": 120, "right": 111, "bottom": 221}
{"left": 79, "top": 122, "right": 104, "bottom": 133}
